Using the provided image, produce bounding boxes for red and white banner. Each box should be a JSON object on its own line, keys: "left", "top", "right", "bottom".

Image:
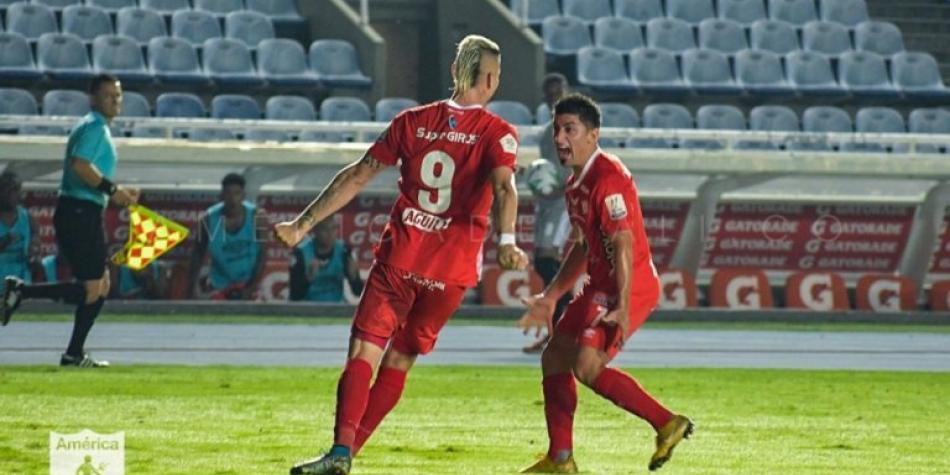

{"left": 785, "top": 272, "right": 850, "bottom": 311}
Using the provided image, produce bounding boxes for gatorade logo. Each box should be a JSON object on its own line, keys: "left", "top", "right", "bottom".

{"left": 710, "top": 269, "right": 773, "bottom": 309}
{"left": 658, "top": 269, "right": 698, "bottom": 309}
{"left": 786, "top": 272, "right": 849, "bottom": 311}
{"left": 856, "top": 275, "right": 916, "bottom": 312}
{"left": 480, "top": 267, "right": 544, "bottom": 307}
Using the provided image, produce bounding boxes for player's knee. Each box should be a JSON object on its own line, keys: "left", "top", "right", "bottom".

{"left": 83, "top": 280, "right": 102, "bottom": 304}
{"left": 100, "top": 272, "right": 111, "bottom": 298}
{"left": 572, "top": 355, "right": 605, "bottom": 387}
{"left": 382, "top": 348, "right": 416, "bottom": 372}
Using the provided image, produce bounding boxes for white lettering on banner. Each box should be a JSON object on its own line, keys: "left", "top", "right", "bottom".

{"left": 648, "top": 236, "right": 675, "bottom": 248}
{"left": 415, "top": 127, "right": 479, "bottom": 145}
{"left": 829, "top": 205, "right": 910, "bottom": 217}
{"left": 723, "top": 220, "right": 799, "bottom": 234}
{"left": 730, "top": 203, "right": 804, "bottom": 214}
{"left": 726, "top": 277, "right": 761, "bottom": 309}
{"left": 868, "top": 280, "right": 901, "bottom": 312}
{"left": 644, "top": 217, "right": 677, "bottom": 231}
{"left": 822, "top": 240, "right": 898, "bottom": 254}
{"left": 401, "top": 207, "right": 451, "bottom": 233}
{"left": 826, "top": 222, "right": 904, "bottom": 236}
{"left": 659, "top": 272, "right": 686, "bottom": 309}
{"left": 815, "top": 257, "right": 892, "bottom": 270}
{"left": 800, "top": 273, "right": 833, "bottom": 311}
{"left": 719, "top": 238, "right": 793, "bottom": 252}
{"left": 711, "top": 255, "right": 787, "bottom": 267}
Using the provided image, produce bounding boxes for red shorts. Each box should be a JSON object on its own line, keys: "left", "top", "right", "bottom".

{"left": 351, "top": 262, "right": 466, "bottom": 355}
{"left": 553, "top": 282, "right": 659, "bottom": 360}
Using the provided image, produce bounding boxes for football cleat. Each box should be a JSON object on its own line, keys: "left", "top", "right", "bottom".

{"left": 520, "top": 453, "right": 578, "bottom": 473}
{"left": 649, "top": 414, "right": 694, "bottom": 471}
{"left": 2, "top": 276, "right": 23, "bottom": 326}
{"left": 60, "top": 353, "right": 110, "bottom": 368}
{"left": 289, "top": 453, "right": 351, "bottom": 475}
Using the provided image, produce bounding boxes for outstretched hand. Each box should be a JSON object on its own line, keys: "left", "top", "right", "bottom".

{"left": 517, "top": 293, "right": 555, "bottom": 338}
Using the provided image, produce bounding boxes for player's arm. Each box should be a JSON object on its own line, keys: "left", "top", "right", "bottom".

{"left": 186, "top": 214, "right": 210, "bottom": 298}
{"left": 543, "top": 225, "right": 588, "bottom": 300}
{"left": 490, "top": 166, "right": 528, "bottom": 270}
{"left": 343, "top": 245, "right": 364, "bottom": 296}
{"left": 274, "top": 153, "right": 388, "bottom": 247}
{"left": 288, "top": 248, "right": 308, "bottom": 301}
{"left": 594, "top": 229, "right": 634, "bottom": 343}
{"left": 242, "top": 208, "right": 269, "bottom": 299}
{"left": 69, "top": 156, "right": 138, "bottom": 206}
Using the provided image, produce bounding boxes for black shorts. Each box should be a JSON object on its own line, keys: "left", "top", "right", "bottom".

{"left": 54, "top": 196, "right": 107, "bottom": 281}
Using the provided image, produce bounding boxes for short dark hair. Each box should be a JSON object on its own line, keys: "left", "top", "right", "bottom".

{"left": 543, "top": 72, "right": 568, "bottom": 88}
{"left": 89, "top": 74, "right": 119, "bottom": 95}
{"left": 554, "top": 93, "right": 601, "bottom": 130}
{"left": 221, "top": 173, "right": 246, "bottom": 189}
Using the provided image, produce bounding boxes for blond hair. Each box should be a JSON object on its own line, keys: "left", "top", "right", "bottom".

{"left": 452, "top": 34, "right": 501, "bottom": 96}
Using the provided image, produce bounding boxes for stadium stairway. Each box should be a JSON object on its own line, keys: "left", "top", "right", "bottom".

{"left": 866, "top": 0, "right": 950, "bottom": 83}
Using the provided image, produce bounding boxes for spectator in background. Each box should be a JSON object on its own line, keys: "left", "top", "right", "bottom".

{"left": 523, "top": 73, "right": 572, "bottom": 354}
{"left": 109, "top": 261, "right": 169, "bottom": 299}
{"left": 289, "top": 218, "right": 364, "bottom": 302}
{"left": 187, "top": 173, "right": 267, "bottom": 300}
{"left": 0, "top": 171, "right": 41, "bottom": 284}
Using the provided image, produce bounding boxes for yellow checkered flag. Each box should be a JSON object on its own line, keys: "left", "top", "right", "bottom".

{"left": 111, "top": 205, "right": 190, "bottom": 270}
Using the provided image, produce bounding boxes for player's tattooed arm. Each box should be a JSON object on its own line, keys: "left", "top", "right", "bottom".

{"left": 544, "top": 225, "right": 588, "bottom": 299}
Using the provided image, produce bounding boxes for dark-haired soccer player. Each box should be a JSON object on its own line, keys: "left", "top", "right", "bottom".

{"left": 519, "top": 93, "right": 693, "bottom": 473}
{"left": 275, "top": 34, "right": 528, "bottom": 475}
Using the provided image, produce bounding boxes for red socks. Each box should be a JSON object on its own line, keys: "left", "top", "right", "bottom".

{"left": 333, "top": 358, "right": 375, "bottom": 448}
{"left": 353, "top": 366, "right": 408, "bottom": 454}
{"left": 543, "top": 373, "right": 577, "bottom": 460}
{"left": 590, "top": 367, "right": 673, "bottom": 431}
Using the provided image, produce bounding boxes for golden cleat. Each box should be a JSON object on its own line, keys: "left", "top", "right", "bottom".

{"left": 520, "top": 454, "right": 579, "bottom": 473}
{"left": 649, "top": 414, "right": 694, "bottom": 471}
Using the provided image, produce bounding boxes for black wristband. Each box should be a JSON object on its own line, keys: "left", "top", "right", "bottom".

{"left": 97, "top": 178, "right": 118, "bottom": 196}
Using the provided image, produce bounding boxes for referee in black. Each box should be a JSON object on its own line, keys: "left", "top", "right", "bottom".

{"left": 2, "top": 74, "right": 139, "bottom": 367}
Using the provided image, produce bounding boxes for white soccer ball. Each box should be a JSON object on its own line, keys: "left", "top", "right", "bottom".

{"left": 525, "top": 159, "right": 565, "bottom": 197}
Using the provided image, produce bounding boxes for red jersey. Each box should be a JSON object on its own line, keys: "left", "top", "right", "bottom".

{"left": 565, "top": 149, "right": 658, "bottom": 296}
{"left": 367, "top": 99, "right": 519, "bottom": 287}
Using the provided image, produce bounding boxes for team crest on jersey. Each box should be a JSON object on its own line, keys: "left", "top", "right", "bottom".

{"left": 605, "top": 194, "right": 628, "bottom": 220}
{"left": 499, "top": 133, "right": 518, "bottom": 154}
{"left": 448, "top": 116, "right": 457, "bottom": 129}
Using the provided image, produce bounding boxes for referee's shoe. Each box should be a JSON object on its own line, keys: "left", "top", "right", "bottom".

{"left": 2, "top": 276, "right": 23, "bottom": 326}
{"left": 60, "top": 353, "right": 109, "bottom": 368}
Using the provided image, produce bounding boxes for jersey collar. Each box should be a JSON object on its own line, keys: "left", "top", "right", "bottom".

{"left": 568, "top": 147, "right": 603, "bottom": 190}
{"left": 445, "top": 99, "right": 483, "bottom": 110}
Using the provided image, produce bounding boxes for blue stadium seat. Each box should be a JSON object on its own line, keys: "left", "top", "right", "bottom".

{"left": 909, "top": 108, "right": 950, "bottom": 153}
{"left": 33, "top": 0, "right": 79, "bottom": 12}
{"left": 719, "top": 0, "right": 767, "bottom": 24}
{"left": 837, "top": 50, "right": 898, "bottom": 97}
{"left": 742, "top": 104, "right": 799, "bottom": 149}
{"left": 131, "top": 125, "right": 169, "bottom": 138}
{"left": 188, "top": 128, "right": 237, "bottom": 141}
{"left": 600, "top": 102, "right": 639, "bottom": 127}
{"left": 245, "top": 129, "right": 291, "bottom": 142}
{"left": 542, "top": 16, "right": 591, "bottom": 56}
{"left": 562, "top": 0, "right": 610, "bottom": 23}
{"left": 686, "top": 104, "right": 746, "bottom": 149}
{"left": 646, "top": 17, "right": 695, "bottom": 52}
{"left": 61, "top": 5, "right": 112, "bottom": 43}
{"left": 891, "top": 51, "right": 950, "bottom": 99}
{"left": 87, "top": 0, "right": 136, "bottom": 13}
{"left": 698, "top": 18, "right": 747, "bottom": 54}
{"left": 309, "top": 39, "right": 372, "bottom": 88}
{"left": 92, "top": 35, "right": 152, "bottom": 83}
{"left": 854, "top": 21, "right": 904, "bottom": 56}
{"left": 843, "top": 107, "right": 906, "bottom": 152}
{"left": 576, "top": 46, "right": 632, "bottom": 91}
{"left": 667, "top": 0, "right": 714, "bottom": 24}
{"left": 629, "top": 47, "right": 685, "bottom": 94}
{"left": 266, "top": 95, "right": 315, "bottom": 121}
{"left": 117, "top": 7, "right": 168, "bottom": 45}
{"left": 195, "top": 0, "right": 243, "bottom": 18}
{"left": 593, "top": 17, "right": 644, "bottom": 52}
{"left": 750, "top": 20, "right": 799, "bottom": 55}
{"left": 6, "top": 2, "right": 58, "bottom": 41}
{"left": 785, "top": 50, "right": 844, "bottom": 95}
{"left": 681, "top": 48, "right": 741, "bottom": 95}
{"left": 211, "top": 94, "right": 261, "bottom": 120}
{"left": 793, "top": 106, "right": 851, "bottom": 150}
{"left": 43, "top": 89, "right": 89, "bottom": 116}
{"left": 614, "top": 0, "right": 662, "bottom": 23}
{"left": 225, "top": 10, "right": 275, "bottom": 49}
{"left": 19, "top": 124, "right": 68, "bottom": 136}
{"left": 320, "top": 96, "right": 372, "bottom": 122}
{"left": 487, "top": 100, "right": 533, "bottom": 125}
{"left": 768, "top": 0, "right": 817, "bottom": 26}
{"left": 156, "top": 92, "right": 206, "bottom": 118}
{"left": 245, "top": 0, "right": 304, "bottom": 22}
{"left": 375, "top": 97, "right": 419, "bottom": 123}
{"left": 0, "top": 87, "right": 37, "bottom": 115}
{"left": 119, "top": 91, "right": 150, "bottom": 117}
{"left": 140, "top": 0, "right": 190, "bottom": 16}
{"left": 535, "top": 103, "right": 550, "bottom": 125}
{"left": 630, "top": 103, "right": 692, "bottom": 148}
{"left": 802, "top": 21, "right": 851, "bottom": 56}
{"left": 172, "top": 9, "right": 222, "bottom": 46}
{"left": 299, "top": 130, "right": 347, "bottom": 143}
{"left": 819, "top": 0, "right": 869, "bottom": 27}
{"left": 257, "top": 38, "right": 319, "bottom": 87}
{"left": 509, "top": 0, "right": 560, "bottom": 26}
{"left": 735, "top": 49, "right": 793, "bottom": 95}
{"left": 0, "top": 32, "right": 41, "bottom": 80}
{"left": 148, "top": 37, "right": 208, "bottom": 85}
{"left": 203, "top": 37, "right": 263, "bottom": 87}
{"left": 37, "top": 33, "right": 94, "bottom": 80}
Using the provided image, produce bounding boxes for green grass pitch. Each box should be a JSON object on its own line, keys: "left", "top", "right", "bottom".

{"left": 1, "top": 365, "right": 948, "bottom": 474}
